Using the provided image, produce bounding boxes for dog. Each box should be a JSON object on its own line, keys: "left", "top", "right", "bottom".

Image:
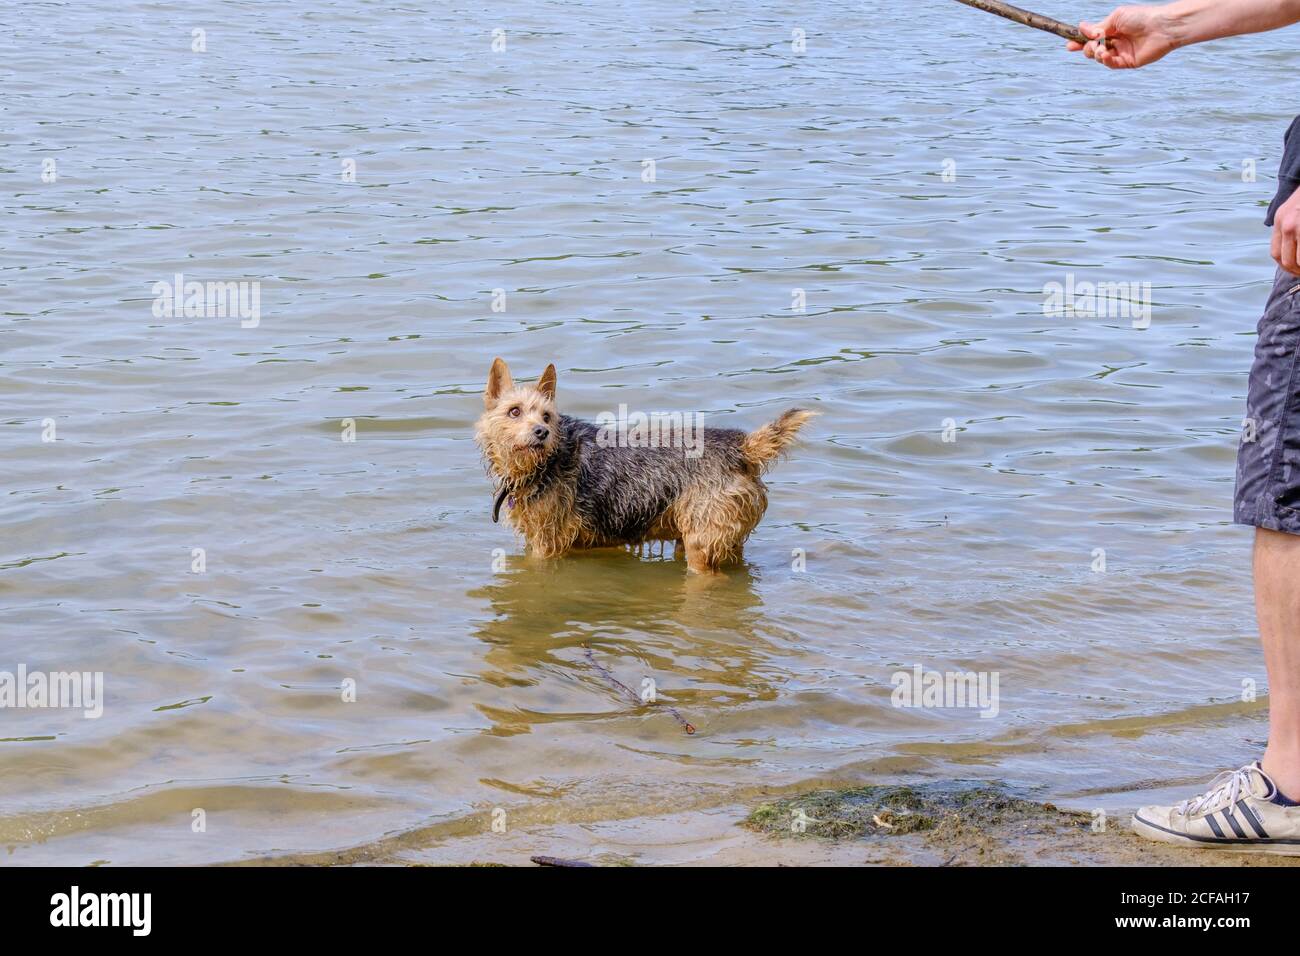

{"left": 475, "top": 358, "right": 813, "bottom": 573}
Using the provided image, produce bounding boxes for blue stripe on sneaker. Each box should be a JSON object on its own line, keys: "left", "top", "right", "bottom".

{"left": 1235, "top": 800, "right": 1269, "bottom": 838}
{"left": 1220, "top": 809, "right": 1247, "bottom": 838}
{"left": 1205, "top": 813, "right": 1225, "bottom": 838}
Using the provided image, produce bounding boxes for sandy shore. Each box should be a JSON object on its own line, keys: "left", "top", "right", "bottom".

{"left": 249, "top": 780, "right": 1300, "bottom": 867}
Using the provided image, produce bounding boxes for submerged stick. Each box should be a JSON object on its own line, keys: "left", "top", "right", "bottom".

{"left": 951, "top": 0, "right": 1099, "bottom": 45}
{"left": 582, "top": 645, "right": 696, "bottom": 735}
{"left": 530, "top": 855, "right": 595, "bottom": 867}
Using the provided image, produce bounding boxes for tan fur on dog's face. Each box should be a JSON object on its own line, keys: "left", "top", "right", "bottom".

{"left": 475, "top": 358, "right": 560, "bottom": 485}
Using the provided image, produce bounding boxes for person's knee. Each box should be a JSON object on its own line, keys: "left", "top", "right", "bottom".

{"left": 1255, "top": 528, "right": 1300, "bottom": 575}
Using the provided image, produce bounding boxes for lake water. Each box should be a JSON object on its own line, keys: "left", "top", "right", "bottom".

{"left": 4, "top": 0, "right": 1300, "bottom": 865}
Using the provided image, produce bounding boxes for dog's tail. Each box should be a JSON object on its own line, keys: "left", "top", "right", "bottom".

{"left": 741, "top": 408, "right": 815, "bottom": 471}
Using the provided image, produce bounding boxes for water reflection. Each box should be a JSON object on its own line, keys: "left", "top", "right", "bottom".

{"left": 468, "top": 550, "right": 780, "bottom": 736}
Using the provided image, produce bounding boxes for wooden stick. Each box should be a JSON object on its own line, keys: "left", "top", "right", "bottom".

{"left": 530, "top": 856, "right": 595, "bottom": 867}
{"left": 583, "top": 645, "right": 696, "bottom": 735}
{"left": 951, "top": 0, "right": 1096, "bottom": 45}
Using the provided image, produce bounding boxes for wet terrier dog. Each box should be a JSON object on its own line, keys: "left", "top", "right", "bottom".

{"left": 475, "top": 358, "right": 813, "bottom": 574}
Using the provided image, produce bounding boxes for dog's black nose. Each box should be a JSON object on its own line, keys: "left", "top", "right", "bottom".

{"left": 533, "top": 426, "right": 549, "bottom": 441}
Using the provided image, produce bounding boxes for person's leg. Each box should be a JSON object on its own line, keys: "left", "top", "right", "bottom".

{"left": 1130, "top": 269, "right": 1300, "bottom": 852}
{"left": 1255, "top": 528, "right": 1300, "bottom": 800}
{"left": 1128, "top": 525, "right": 1300, "bottom": 853}
{"left": 1238, "top": 267, "right": 1300, "bottom": 799}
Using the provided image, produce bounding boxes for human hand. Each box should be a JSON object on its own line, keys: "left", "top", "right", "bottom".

{"left": 1273, "top": 188, "right": 1300, "bottom": 277}
{"left": 1066, "top": 5, "right": 1180, "bottom": 68}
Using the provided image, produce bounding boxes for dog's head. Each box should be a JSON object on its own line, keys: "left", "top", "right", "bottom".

{"left": 475, "top": 358, "right": 560, "bottom": 485}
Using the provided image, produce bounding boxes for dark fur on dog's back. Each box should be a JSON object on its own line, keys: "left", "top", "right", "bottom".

{"left": 561, "top": 416, "right": 753, "bottom": 543}
{"left": 475, "top": 357, "right": 812, "bottom": 573}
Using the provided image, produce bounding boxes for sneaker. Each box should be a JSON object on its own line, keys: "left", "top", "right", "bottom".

{"left": 1132, "top": 762, "right": 1300, "bottom": 855}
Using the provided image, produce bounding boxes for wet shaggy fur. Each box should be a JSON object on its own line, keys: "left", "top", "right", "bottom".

{"left": 475, "top": 358, "right": 813, "bottom": 574}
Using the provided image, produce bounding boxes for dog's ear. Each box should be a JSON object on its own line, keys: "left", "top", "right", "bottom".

{"left": 537, "top": 363, "right": 557, "bottom": 400}
{"left": 485, "top": 358, "right": 513, "bottom": 407}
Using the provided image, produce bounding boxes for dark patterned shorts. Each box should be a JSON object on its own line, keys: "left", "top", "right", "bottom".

{"left": 1235, "top": 266, "right": 1300, "bottom": 534}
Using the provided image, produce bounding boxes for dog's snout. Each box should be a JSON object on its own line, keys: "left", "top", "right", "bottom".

{"left": 532, "top": 425, "right": 549, "bottom": 441}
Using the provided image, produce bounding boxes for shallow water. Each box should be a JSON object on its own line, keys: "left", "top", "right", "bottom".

{"left": 3, "top": 0, "right": 1299, "bottom": 864}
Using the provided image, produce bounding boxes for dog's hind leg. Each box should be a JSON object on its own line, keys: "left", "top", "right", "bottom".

{"left": 683, "top": 526, "right": 753, "bottom": 574}
{"left": 678, "top": 480, "right": 766, "bottom": 574}
{"left": 681, "top": 518, "right": 747, "bottom": 574}
{"left": 682, "top": 536, "right": 722, "bottom": 574}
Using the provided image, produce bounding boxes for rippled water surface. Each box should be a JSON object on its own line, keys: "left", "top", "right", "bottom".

{"left": 5, "top": 0, "right": 1300, "bottom": 864}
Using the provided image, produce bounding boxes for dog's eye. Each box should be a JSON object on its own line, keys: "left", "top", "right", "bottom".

{"left": 507, "top": 406, "right": 521, "bottom": 418}
{"left": 542, "top": 413, "right": 551, "bottom": 424}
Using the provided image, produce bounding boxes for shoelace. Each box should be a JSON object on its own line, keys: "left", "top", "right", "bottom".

{"left": 1176, "top": 765, "right": 1256, "bottom": 817}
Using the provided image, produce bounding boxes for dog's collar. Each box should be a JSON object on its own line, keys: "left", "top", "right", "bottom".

{"left": 491, "top": 484, "right": 512, "bottom": 523}
{"left": 490, "top": 429, "right": 579, "bottom": 523}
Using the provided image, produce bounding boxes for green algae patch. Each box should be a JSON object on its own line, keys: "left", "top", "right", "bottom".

{"left": 744, "top": 784, "right": 1074, "bottom": 841}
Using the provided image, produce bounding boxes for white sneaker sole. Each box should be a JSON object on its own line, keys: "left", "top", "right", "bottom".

{"left": 1132, "top": 812, "right": 1300, "bottom": 856}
